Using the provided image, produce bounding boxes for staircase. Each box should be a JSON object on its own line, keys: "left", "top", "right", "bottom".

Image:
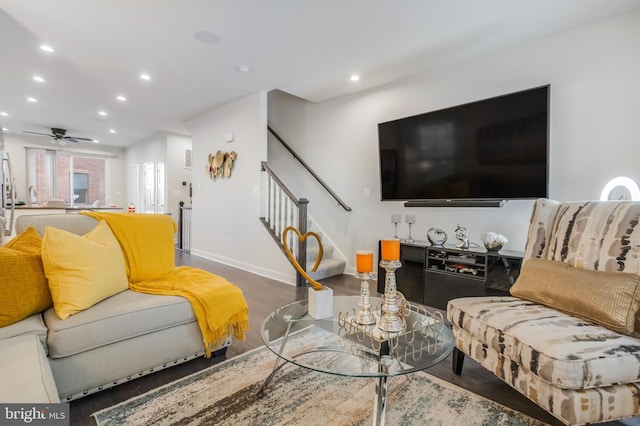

{"left": 261, "top": 125, "right": 351, "bottom": 286}
{"left": 260, "top": 160, "right": 348, "bottom": 286}
{"left": 304, "top": 223, "right": 346, "bottom": 281}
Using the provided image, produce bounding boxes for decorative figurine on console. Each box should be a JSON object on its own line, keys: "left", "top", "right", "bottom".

{"left": 455, "top": 225, "right": 469, "bottom": 250}
{"left": 427, "top": 228, "right": 447, "bottom": 246}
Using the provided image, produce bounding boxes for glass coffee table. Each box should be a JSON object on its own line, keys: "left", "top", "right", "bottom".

{"left": 260, "top": 295, "right": 454, "bottom": 426}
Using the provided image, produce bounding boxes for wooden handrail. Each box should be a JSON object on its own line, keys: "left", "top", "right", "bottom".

{"left": 268, "top": 125, "right": 352, "bottom": 212}
{"left": 261, "top": 162, "right": 300, "bottom": 205}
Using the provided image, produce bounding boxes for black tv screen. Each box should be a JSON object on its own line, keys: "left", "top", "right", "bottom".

{"left": 378, "top": 85, "right": 549, "bottom": 202}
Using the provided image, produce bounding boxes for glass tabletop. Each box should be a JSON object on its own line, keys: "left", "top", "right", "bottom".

{"left": 260, "top": 295, "right": 454, "bottom": 378}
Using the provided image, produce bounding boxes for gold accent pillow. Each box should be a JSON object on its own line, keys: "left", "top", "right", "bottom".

{"left": 0, "top": 227, "right": 52, "bottom": 327}
{"left": 4, "top": 226, "right": 43, "bottom": 255}
{"left": 42, "top": 220, "right": 128, "bottom": 320}
{"left": 510, "top": 258, "right": 640, "bottom": 334}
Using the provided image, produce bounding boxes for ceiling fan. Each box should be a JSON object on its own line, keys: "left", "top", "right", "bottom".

{"left": 24, "top": 127, "right": 94, "bottom": 144}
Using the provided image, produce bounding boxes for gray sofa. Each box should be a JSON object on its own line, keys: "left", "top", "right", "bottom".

{"left": 0, "top": 214, "right": 230, "bottom": 403}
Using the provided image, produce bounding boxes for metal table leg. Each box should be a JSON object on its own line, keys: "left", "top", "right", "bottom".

{"left": 372, "top": 375, "right": 388, "bottom": 426}
{"left": 258, "top": 321, "right": 293, "bottom": 396}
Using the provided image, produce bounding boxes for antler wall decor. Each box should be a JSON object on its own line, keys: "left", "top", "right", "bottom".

{"left": 206, "top": 150, "right": 236, "bottom": 179}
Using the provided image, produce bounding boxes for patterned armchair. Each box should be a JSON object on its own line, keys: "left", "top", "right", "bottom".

{"left": 447, "top": 199, "right": 640, "bottom": 425}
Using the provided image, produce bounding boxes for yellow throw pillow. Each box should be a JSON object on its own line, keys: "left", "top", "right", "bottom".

{"left": 0, "top": 246, "right": 52, "bottom": 327}
{"left": 4, "top": 226, "right": 43, "bottom": 256}
{"left": 510, "top": 258, "right": 640, "bottom": 334}
{"left": 42, "top": 220, "right": 129, "bottom": 320}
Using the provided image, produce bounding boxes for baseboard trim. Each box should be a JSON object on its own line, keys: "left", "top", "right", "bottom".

{"left": 189, "top": 248, "right": 296, "bottom": 286}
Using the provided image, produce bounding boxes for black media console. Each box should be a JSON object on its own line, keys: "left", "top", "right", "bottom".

{"left": 377, "top": 241, "right": 523, "bottom": 310}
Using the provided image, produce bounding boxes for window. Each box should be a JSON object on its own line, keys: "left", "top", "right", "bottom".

{"left": 27, "top": 148, "right": 110, "bottom": 207}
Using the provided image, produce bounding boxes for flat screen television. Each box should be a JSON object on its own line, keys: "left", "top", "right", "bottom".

{"left": 378, "top": 85, "right": 549, "bottom": 204}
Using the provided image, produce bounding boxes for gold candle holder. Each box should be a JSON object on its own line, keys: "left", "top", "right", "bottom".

{"left": 378, "top": 259, "right": 405, "bottom": 334}
{"left": 354, "top": 271, "right": 377, "bottom": 325}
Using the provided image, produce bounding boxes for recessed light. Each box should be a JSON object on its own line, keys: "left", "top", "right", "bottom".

{"left": 1, "top": 127, "right": 8, "bottom": 132}
{"left": 92, "top": 139, "right": 100, "bottom": 144}
{"left": 33, "top": 75, "right": 45, "bottom": 83}
{"left": 0, "top": 112, "right": 8, "bottom": 117}
{"left": 98, "top": 110, "right": 108, "bottom": 116}
{"left": 140, "top": 73, "right": 151, "bottom": 81}
{"left": 350, "top": 75, "right": 360, "bottom": 82}
{"left": 27, "top": 97, "right": 38, "bottom": 103}
{"left": 40, "top": 44, "right": 55, "bottom": 53}
{"left": 116, "top": 95, "right": 127, "bottom": 102}
{"left": 194, "top": 30, "right": 221, "bottom": 46}
{"left": 237, "top": 65, "right": 252, "bottom": 73}
{"left": 109, "top": 129, "right": 116, "bottom": 134}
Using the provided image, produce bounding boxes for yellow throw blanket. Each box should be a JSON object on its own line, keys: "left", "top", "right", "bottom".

{"left": 81, "top": 212, "right": 249, "bottom": 357}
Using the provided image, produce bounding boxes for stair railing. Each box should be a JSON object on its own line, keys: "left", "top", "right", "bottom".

{"left": 177, "top": 201, "right": 192, "bottom": 252}
{"left": 268, "top": 125, "right": 351, "bottom": 212}
{"left": 260, "top": 161, "right": 309, "bottom": 287}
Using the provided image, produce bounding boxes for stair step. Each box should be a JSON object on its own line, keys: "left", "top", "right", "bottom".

{"left": 307, "top": 258, "right": 346, "bottom": 281}
{"left": 306, "top": 244, "right": 334, "bottom": 262}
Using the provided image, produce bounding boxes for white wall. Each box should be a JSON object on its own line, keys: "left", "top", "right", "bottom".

{"left": 2, "top": 133, "right": 126, "bottom": 207}
{"left": 186, "top": 91, "right": 294, "bottom": 282}
{"left": 267, "top": 11, "right": 640, "bottom": 274}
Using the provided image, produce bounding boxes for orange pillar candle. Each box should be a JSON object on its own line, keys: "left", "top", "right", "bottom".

{"left": 381, "top": 239, "right": 400, "bottom": 261}
{"left": 356, "top": 250, "right": 373, "bottom": 273}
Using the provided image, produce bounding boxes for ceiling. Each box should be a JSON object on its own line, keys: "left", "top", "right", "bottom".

{"left": 1, "top": 0, "right": 639, "bottom": 148}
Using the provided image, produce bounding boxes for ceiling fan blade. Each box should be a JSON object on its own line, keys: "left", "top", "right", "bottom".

{"left": 65, "top": 136, "right": 93, "bottom": 142}
{"left": 24, "top": 130, "right": 54, "bottom": 137}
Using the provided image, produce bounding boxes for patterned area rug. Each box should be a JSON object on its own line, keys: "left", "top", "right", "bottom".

{"left": 93, "top": 328, "right": 547, "bottom": 426}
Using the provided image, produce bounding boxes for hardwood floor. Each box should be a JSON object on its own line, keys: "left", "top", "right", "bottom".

{"left": 69, "top": 251, "right": 630, "bottom": 425}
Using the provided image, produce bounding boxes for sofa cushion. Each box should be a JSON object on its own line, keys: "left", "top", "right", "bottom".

{"left": 511, "top": 258, "right": 640, "bottom": 334}
{"left": 42, "top": 220, "right": 129, "bottom": 320}
{"left": 0, "top": 334, "right": 60, "bottom": 403}
{"left": 16, "top": 213, "right": 98, "bottom": 236}
{"left": 0, "top": 227, "right": 52, "bottom": 327}
{"left": 0, "top": 313, "right": 48, "bottom": 352}
{"left": 452, "top": 324, "right": 640, "bottom": 425}
{"left": 447, "top": 296, "right": 640, "bottom": 389}
{"left": 44, "top": 289, "right": 196, "bottom": 358}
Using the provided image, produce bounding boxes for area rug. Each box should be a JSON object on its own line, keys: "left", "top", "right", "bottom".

{"left": 93, "top": 327, "right": 547, "bottom": 426}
